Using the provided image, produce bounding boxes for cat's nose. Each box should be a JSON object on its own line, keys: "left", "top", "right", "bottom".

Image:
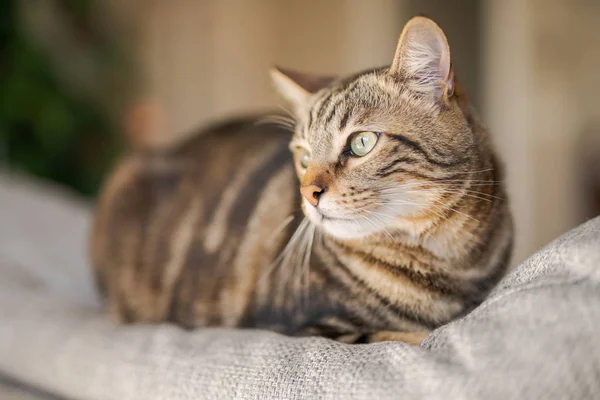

{"left": 300, "top": 184, "right": 327, "bottom": 207}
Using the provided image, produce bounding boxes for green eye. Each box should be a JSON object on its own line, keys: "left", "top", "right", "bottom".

{"left": 350, "top": 131, "right": 379, "bottom": 157}
{"left": 300, "top": 150, "right": 311, "bottom": 168}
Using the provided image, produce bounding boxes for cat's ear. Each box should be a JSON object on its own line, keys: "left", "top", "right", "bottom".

{"left": 389, "top": 16, "right": 454, "bottom": 100}
{"left": 270, "top": 66, "right": 335, "bottom": 111}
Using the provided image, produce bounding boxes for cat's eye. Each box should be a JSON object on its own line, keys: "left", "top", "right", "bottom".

{"left": 350, "top": 131, "right": 379, "bottom": 157}
{"left": 299, "top": 150, "right": 311, "bottom": 169}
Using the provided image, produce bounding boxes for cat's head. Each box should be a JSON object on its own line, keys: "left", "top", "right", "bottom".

{"left": 272, "top": 16, "right": 483, "bottom": 240}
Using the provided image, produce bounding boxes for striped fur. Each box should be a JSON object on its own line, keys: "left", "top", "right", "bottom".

{"left": 91, "top": 17, "right": 513, "bottom": 344}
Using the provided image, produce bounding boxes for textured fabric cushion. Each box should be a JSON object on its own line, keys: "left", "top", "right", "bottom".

{"left": 1, "top": 171, "right": 599, "bottom": 400}
{"left": 0, "top": 377, "right": 59, "bottom": 400}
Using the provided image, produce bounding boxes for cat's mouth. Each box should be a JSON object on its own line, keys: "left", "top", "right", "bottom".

{"left": 312, "top": 207, "right": 357, "bottom": 222}
{"left": 320, "top": 213, "right": 351, "bottom": 221}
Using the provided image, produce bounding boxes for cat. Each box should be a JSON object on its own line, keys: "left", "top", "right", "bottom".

{"left": 91, "top": 16, "right": 513, "bottom": 344}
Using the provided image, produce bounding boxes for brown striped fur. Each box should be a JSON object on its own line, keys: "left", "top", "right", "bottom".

{"left": 91, "top": 17, "right": 512, "bottom": 344}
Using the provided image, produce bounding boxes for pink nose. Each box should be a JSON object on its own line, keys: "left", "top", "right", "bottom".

{"left": 300, "top": 184, "right": 326, "bottom": 207}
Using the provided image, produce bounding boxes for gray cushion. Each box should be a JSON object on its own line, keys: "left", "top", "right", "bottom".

{"left": 0, "top": 377, "right": 60, "bottom": 400}
{"left": 1, "top": 171, "right": 599, "bottom": 400}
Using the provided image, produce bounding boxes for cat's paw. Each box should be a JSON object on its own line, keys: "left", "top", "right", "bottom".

{"left": 365, "top": 331, "right": 430, "bottom": 345}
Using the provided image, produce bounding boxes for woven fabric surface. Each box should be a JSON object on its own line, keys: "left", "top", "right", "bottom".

{"left": 1, "top": 172, "right": 599, "bottom": 400}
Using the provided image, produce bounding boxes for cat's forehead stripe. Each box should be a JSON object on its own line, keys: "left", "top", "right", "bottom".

{"left": 315, "top": 91, "right": 335, "bottom": 121}
{"left": 304, "top": 74, "right": 375, "bottom": 149}
{"left": 310, "top": 72, "right": 378, "bottom": 132}
{"left": 304, "top": 90, "right": 331, "bottom": 141}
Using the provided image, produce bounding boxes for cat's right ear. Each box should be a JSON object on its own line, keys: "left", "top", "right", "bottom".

{"left": 270, "top": 66, "right": 335, "bottom": 112}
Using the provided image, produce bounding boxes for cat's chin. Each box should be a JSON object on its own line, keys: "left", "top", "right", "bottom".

{"left": 320, "top": 221, "right": 378, "bottom": 240}
{"left": 302, "top": 201, "right": 381, "bottom": 240}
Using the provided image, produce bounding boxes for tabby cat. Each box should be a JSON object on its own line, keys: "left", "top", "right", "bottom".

{"left": 91, "top": 17, "right": 513, "bottom": 344}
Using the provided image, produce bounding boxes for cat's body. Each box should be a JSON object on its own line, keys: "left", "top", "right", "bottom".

{"left": 91, "top": 17, "right": 513, "bottom": 344}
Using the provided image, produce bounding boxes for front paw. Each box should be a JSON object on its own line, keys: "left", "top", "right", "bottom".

{"left": 347, "top": 331, "right": 430, "bottom": 345}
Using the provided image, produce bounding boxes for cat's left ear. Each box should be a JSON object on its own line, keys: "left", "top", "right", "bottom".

{"left": 270, "top": 66, "right": 336, "bottom": 112}
{"left": 389, "top": 16, "right": 454, "bottom": 101}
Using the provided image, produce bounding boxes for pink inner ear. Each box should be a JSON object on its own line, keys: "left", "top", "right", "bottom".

{"left": 389, "top": 17, "right": 453, "bottom": 98}
{"left": 275, "top": 66, "right": 336, "bottom": 94}
{"left": 445, "top": 65, "right": 454, "bottom": 97}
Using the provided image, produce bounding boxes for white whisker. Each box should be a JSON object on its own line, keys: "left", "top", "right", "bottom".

{"left": 299, "top": 222, "right": 316, "bottom": 309}
{"left": 267, "top": 215, "right": 295, "bottom": 243}
{"left": 255, "top": 115, "right": 297, "bottom": 132}
{"left": 259, "top": 218, "right": 307, "bottom": 284}
{"left": 430, "top": 199, "right": 480, "bottom": 223}
{"left": 277, "top": 105, "right": 296, "bottom": 121}
{"left": 442, "top": 168, "right": 495, "bottom": 175}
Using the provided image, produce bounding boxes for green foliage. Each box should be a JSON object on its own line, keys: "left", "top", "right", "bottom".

{"left": 0, "top": 0, "right": 122, "bottom": 196}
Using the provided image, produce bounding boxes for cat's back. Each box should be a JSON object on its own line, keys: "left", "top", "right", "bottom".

{"left": 91, "top": 116, "right": 298, "bottom": 325}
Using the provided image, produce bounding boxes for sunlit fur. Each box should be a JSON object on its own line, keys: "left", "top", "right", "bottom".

{"left": 91, "top": 17, "right": 513, "bottom": 344}
{"left": 289, "top": 69, "right": 488, "bottom": 245}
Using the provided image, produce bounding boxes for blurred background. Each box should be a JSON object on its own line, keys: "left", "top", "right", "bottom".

{"left": 1, "top": 0, "right": 599, "bottom": 266}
